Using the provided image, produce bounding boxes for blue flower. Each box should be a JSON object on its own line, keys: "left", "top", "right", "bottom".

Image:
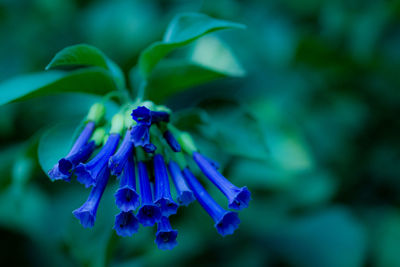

{"left": 155, "top": 216, "right": 178, "bottom": 250}
{"left": 163, "top": 130, "right": 181, "bottom": 152}
{"left": 131, "top": 106, "right": 170, "bottom": 125}
{"left": 153, "top": 154, "right": 178, "bottom": 217}
{"left": 48, "top": 121, "right": 96, "bottom": 181}
{"left": 202, "top": 154, "right": 220, "bottom": 170}
{"left": 115, "top": 155, "right": 140, "bottom": 212}
{"left": 72, "top": 166, "right": 110, "bottom": 228}
{"left": 130, "top": 124, "right": 150, "bottom": 147}
{"left": 114, "top": 211, "right": 139, "bottom": 237}
{"left": 109, "top": 130, "right": 134, "bottom": 176}
{"left": 182, "top": 168, "right": 240, "bottom": 236}
{"left": 168, "top": 160, "right": 195, "bottom": 206}
{"left": 137, "top": 161, "right": 162, "bottom": 226}
{"left": 75, "top": 133, "right": 120, "bottom": 188}
{"left": 131, "top": 106, "right": 152, "bottom": 125}
{"left": 193, "top": 152, "right": 251, "bottom": 210}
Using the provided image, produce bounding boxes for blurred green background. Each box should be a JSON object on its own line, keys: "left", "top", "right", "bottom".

{"left": 1, "top": 0, "right": 400, "bottom": 266}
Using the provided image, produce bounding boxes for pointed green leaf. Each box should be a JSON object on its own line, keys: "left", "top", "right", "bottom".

{"left": 46, "top": 44, "right": 126, "bottom": 89}
{"left": 46, "top": 44, "right": 109, "bottom": 70}
{"left": 132, "top": 36, "right": 245, "bottom": 103}
{"left": 138, "top": 12, "right": 245, "bottom": 78}
{"left": 0, "top": 67, "right": 117, "bottom": 107}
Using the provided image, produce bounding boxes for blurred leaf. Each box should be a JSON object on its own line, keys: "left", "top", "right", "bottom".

{"left": 137, "top": 12, "right": 245, "bottom": 78}
{"left": 0, "top": 186, "right": 49, "bottom": 239}
{"left": 199, "top": 107, "right": 269, "bottom": 161}
{"left": 371, "top": 209, "right": 400, "bottom": 267}
{"left": 266, "top": 207, "right": 367, "bottom": 267}
{"left": 142, "top": 59, "right": 224, "bottom": 102}
{"left": 228, "top": 158, "right": 297, "bottom": 190}
{"left": 46, "top": 44, "right": 126, "bottom": 89}
{"left": 140, "top": 35, "right": 245, "bottom": 102}
{"left": 172, "top": 107, "right": 210, "bottom": 131}
{"left": 284, "top": 171, "right": 337, "bottom": 207}
{"left": 46, "top": 44, "right": 109, "bottom": 70}
{"left": 249, "top": 99, "right": 314, "bottom": 171}
{"left": 189, "top": 36, "right": 245, "bottom": 77}
{"left": 0, "top": 68, "right": 118, "bottom": 107}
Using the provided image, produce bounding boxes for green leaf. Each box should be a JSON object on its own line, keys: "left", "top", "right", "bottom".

{"left": 199, "top": 107, "right": 269, "bottom": 161}
{"left": 138, "top": 12, "right": 245, "bottom": 78}
{"left": 171, "top": 107, "right": 210, "bottom": 131}
{"left": 46, "top": 44, "right": 109, "bottom": 70}
{"left": 142, "top": 59, "right": 225, "bottom": 102}
{"left": 46, "top": 44, "right": 126, "bottom": 89}
{"left": 137, "top": 36, "right": 245, "bottom": 102}
{"left": 189, "top": 36, "right": 245, "bottom": 77}
{"left": 0, "top": 67, "right": 117, "bottom": 107}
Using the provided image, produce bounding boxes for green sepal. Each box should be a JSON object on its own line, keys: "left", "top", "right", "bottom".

{"left": 86, "top": 103, "right": 106, "bottom": 125}
{"left": 177, "top": 131, "right": 198, "bottom": 155}
{"left": 110, "top": 113, "right": 125, "bottom": 134}
{"left": 90, "top": 128, "right": 106, "bottom": 146}
{"left": 124, "top": 107, "right": 136, "bottom": 128}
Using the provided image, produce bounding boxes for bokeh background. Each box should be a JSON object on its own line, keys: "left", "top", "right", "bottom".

{"left": 1, "top": 0, "right": 400, "bottom": 266}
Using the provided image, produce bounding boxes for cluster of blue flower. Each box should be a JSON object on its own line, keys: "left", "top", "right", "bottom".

{"left": 48, "top": 102, "right": 251, "bottom": 250}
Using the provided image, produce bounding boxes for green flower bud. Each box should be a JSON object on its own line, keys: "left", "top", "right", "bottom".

{"left": 110, "top": 113, "right": 124, "bottom": 134}
{"left": 87, "top": 103, "right": 106, "bottom": 125}
{"left": 177, "top": 132, "right": 197, "bottom": 155}
{"left": 90, "top": 128, "right": 106, "bottom": 146}
{"left": 124, "top": 108, "right": 137, "bottom": 128}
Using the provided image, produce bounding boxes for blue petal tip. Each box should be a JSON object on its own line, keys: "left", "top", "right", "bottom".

{"left": 228, "top": 187, "right": 251, "bottom": 210}
{"left": 155, "top": 229, "right": 178, "bottom": 250}
{"left": 215, "top": 211, "right": 240, "bottom": 236}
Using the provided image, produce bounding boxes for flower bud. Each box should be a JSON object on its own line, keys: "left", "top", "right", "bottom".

{"left": 87, "top": 103, "right": 105, "bottom": 125}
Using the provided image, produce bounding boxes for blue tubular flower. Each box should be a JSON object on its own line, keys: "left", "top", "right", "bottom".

{"left": 193, "top": 152, "right": 251, "bottom": 210}
{"left": 131, "top": 106, "right": 170, "bottom": 125}
{"left": 137, "top": 161, "right": 162, "bottom": 226}
{"left": 48, "top": 121, "right": 95, "bottom": 181}
{"left": 75, "top": 133, "right": 120, "bottom": 188}
{"left": 154, "top": 154, "right": 178, "bottom": 217}
{"left": 131, "top": 124, "right": 150, "bottom": 147}
{"left": 168, "top": 161, "right": 195, "bottom": 206}
{"left": 155, "top": 216, "right": 178, "bottom": 250}
{"left": 115, "top": 156, "right": 140, "bottom": 212}
{"left": 109, "top": 130, "right": 134, "bottom": 176}
{"left": 163, "top": 130, "right": 181, "bottom": 152}
{"left": 72, "top": 166, "right": 110, "bottom": 228}
{"left": 131, "top": 106, "right": 152, "bottom": 125}
{"left": 202, "top": 155, "right": 220, "bottom": 170}
{"left": 113, "top": 211, "right": 139, "bottom": 237}
{"left": 182, "top": 168, "right": 240, "bottom": 236}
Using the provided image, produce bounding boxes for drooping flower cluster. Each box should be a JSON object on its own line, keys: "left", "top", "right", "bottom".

{"left": 48, "top": 102, "right": 251, "bottom": 250}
